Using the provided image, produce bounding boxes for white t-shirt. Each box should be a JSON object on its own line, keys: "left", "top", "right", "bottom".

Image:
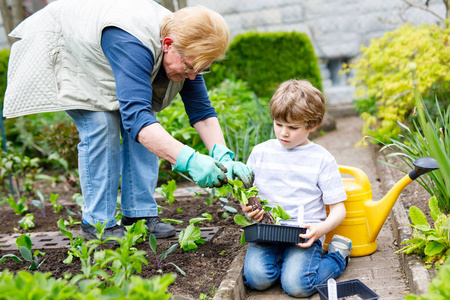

{"left": 247, "top": 139, "right": 347, "bottom": 228}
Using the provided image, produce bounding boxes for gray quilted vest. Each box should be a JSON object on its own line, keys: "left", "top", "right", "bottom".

{"left": 3, "top": 0, "right": 184, "bottom": 118}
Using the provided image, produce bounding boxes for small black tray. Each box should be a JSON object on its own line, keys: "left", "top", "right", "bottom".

{"left": 243, "top": 223, "right": 306, "bottom": 244}
{"left": 315, "top": 279, "right": 379, "bottom": 300}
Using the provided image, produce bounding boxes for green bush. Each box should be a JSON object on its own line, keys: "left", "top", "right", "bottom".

{"left": 205, "top": 32, "right": 322, "bottom": 98}
{"left": 350, "top": 23, "right": 450, "bottom": 143}
{"left": 0, "top": 48, "right": 9, "bottom": 108}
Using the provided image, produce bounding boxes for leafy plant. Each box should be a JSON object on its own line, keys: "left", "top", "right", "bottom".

{"left": 0, "top": 150, "right": 42, "bottom": 197}
{"left": 64, "top": 215, "right": 81, "bottom": 227}
{"left": 178, "top": 223, "right": 205, "bottom": 251}
{"left": 148, "top": 233, "right": 185, "bottom": 276}
{"left": 98, "top": 220, "right": 148, "bottom": 292}
{"left": 396, "top": 196, "right": 450, "bottom": 266}
{"left": 31, "top": 190, "right": 46, "bottom": 217}
{"left": 0, "top": 234, "right": 45, "bottom": 270}
{"left": 57, "top": 218, "right": 84, "bottom": 264}
{"left": 378, "top": 96, "right": 450, "bottom": 212}
{"left": 49, "top": 193, "right": 62, "bottom": 214}
{"left": 348, "top": 23, "right": 450, "bottom": 143}
{"left": 405, "top": 257, "right": 450, "bottom": 300}
{"left": 18, "top": 213, "right": 35, "bottom": 230}
{"left": 155, "top": 180, "right": 177, "bottom": 206}
{"left": 6, "top": 195, "right": 28, "bottom": 215}
{"left": 189, "top": 213, "right": 212, "bottom": 225}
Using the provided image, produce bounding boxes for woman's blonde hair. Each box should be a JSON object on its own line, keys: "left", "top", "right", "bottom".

{"left": 270, "top": 80, "right": 325, "bottom": 130}
{"left": 160, "top": 5, "right": 230, "bottom": 72}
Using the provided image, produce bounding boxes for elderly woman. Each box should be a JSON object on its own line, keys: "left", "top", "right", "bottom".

{"left": 3, "top": 0, "right": 254, "bottom": 240}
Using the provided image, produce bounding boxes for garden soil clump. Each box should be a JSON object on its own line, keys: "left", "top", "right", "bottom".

{"left": 0, "top": 187, "right": 244, "bottom": 299}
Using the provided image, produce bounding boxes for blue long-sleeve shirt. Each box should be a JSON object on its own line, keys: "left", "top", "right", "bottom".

{"left": 101, "top": 27, "right": 218, "bottom": 141}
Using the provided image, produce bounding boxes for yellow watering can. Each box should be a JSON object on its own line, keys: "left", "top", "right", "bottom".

{"left": 325, "top": 157, "right": 438, "bottom": 257}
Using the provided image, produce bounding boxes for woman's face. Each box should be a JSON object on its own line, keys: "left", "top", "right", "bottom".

{"left": 162, "top": 37, "right": 213, "bottom": 82}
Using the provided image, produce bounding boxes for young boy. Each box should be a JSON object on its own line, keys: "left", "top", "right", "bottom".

{"left": 242, "top": 79, "right": 352, "bottom": 297}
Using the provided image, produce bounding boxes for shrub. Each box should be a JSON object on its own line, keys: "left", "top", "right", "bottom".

{"left": 206, "top": 32, "right": 322, "bottom": 98}
{"left": 350, "top": 23, "right": 450, "bottom": 143}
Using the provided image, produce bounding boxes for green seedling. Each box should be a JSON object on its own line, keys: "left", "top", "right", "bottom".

{"left": 18, "top": 213, "right": 35, "bottom": 230}
{"left": 189, "top": 213, "right": 212, "bottom": 225}
{"left": 64, "top": 215, "right": 81, "bottom": 227}
{"left": 178, "top": 223, "right": 205, "bottom": 251}
{"left": 101, "top": 222, "right": 149, "bottom": 293}
{"left": 57, "top": 218, "right": 84, "bottom": 264}
{"left": 149, "top": 233, "right": 185, "bottom": 276}
{"left": 0, "top": 234, "right": 45, "bottom": 270}
{"left": 49, "top": 193, "right": 62, "bottom": 214}
{"left": 7, "top": 196, "right": 28, "bottom": 215}
{"left": 156, "top": 179, "right": 177, "bottom": 206}
{"left": 161, "top": 218, "right": 183, "bottom": 225}
{"left": 31, "top": 190, "right": 46, "bottom": 218}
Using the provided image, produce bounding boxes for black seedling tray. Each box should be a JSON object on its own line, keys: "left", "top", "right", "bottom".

{"left": 315, "top": 279, "right": 379, "bottom": 300}
{"left": 243, "top": 223, "right": 306, "bottom": 244}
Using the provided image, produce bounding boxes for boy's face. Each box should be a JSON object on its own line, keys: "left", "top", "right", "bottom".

{"left": 273, "top": 120, "right": 317, "bottom": 149}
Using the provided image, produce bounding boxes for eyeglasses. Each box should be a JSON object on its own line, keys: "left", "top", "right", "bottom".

{"left": 177, "top": 50, "right": 211, "bottom": 75}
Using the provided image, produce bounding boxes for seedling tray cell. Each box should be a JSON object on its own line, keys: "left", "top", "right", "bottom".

{"left": 243, "top": 223, "right": 306, "bottom": 244}
{"left": 315, "top": 279, "right": 379, "bottom": 300}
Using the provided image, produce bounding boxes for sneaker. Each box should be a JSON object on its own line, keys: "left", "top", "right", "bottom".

{"left": 122, "top": 216, "right": 176, "bottom": 238}
{"left": 327, "top": 234, "right": 353, "bottom": 266}
{"left": 81, "top": 221, "right": 126, "bottom": 244}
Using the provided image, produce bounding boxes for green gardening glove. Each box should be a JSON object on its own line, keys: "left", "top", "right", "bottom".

{"left": 173, "top": 145, "right": 228, "bottom": 188}
{"left": 210, "top": 144, "right": 255, "bottom": 188}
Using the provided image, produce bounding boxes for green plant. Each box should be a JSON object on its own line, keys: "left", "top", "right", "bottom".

{"left": 405, "top": 257, "right": 450, "bottom": 300}
{"left": 49, "top": 193, "right": 62, "bottom": 214}
{"left": 396, "top": 196, "right": 450, "bottom": 266}
{"left": 148, "top": 233, "right": 185, "bottom": 276}
{"left": 64, "top": 215, "right": 81, "bottom": 227}
{"left": 155, "top": 180, "right": 177, "bottom": 206}
{"left": 6, "top": 195, "right": 28, "bottom": 215}
{"left": 178, "top": 223, "right": 205, "bottom": 251}
{"left": 189, "top": 213, "right": 212, "bottom": 225}
{"left": 0, "top": 269, "right": 176, "bottom": 299}
{"left": 349, "top": 23, "right": 450, "bottom": 143}
{"left": 19, "top": 213, "right": 35, "bottom": 230}
{"left": 101, "top": 220, "right": 149, "bottom": 292}
{"left": 0, "top": 233, "right": 45, "bottom": 270}
{"left": 0, "top": 150, "right": 42, "bottom": 197}
{"left": 378, "top": 96, "right": 450, "bottom": 212}
{"left": 206, "top": 32, "right": 322, "bottom": 98}
{"left": 57, "top": 218, "right": 84, "bottom": 264}
{"left": 31, "top": 190, "right": 46, "bottom": 217}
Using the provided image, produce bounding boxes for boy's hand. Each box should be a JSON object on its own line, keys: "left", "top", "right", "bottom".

{"left": 296, "top": 222, "right": 328, "bottom": 248}
{"left": 241, "top": 203, "right": 264, "bottom": 222}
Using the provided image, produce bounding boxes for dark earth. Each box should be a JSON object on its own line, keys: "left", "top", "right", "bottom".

{"left": 0, "top": 180, "right": 244, "bottom": 300}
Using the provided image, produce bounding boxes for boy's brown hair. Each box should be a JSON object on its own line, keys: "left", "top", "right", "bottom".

{"left": 269, "top": 79, "right": 325, "bottom": 130}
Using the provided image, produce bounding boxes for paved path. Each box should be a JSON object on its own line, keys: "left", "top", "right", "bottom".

{"left": 246, "top": 117, "right": 410, "bottom": 300}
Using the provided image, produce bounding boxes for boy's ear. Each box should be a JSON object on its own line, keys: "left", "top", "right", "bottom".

{"left": 309, "top": 125, "right": 319, "bottom": 133}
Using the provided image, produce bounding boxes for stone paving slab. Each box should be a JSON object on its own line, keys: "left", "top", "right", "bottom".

{"left": 0, "top": 227, "right": 219, "bottom": 250}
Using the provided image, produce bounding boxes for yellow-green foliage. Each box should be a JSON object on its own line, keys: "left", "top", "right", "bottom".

{"left": 350, "top": 23, "right": 450, "bottom": 143}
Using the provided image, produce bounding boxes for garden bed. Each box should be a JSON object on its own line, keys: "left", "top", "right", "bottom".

{"left": 0, "top": 183, "right": 244, "bottom": 299}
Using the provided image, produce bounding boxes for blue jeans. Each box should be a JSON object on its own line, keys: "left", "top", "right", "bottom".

{"left": 67, "top": 110, "right": 159, "bottom": 228}
{"left": 243, "top": 241, "right": 346, "bottom": 297}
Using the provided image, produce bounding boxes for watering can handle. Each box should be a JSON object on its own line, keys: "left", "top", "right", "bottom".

{"left": 338, "top": 165, "right": 371, "bottom": 187}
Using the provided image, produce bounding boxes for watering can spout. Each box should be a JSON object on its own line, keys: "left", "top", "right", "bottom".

{"left": 365, "top": 157, "right": 439, "bottom": 242}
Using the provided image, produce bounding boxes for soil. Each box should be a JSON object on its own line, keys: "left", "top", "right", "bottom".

{"left": 247, "top": 196, "right": 274, "bottom": 224}
{"left": 0, "top": 181, "right": 244, "bottom": 300}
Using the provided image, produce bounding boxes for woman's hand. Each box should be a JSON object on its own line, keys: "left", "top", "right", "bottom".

{"left": 296, "top": 222, "right": 328, "bottom": 248}
{"left": 241, "top": 203, "right": 264, "bottom": 222}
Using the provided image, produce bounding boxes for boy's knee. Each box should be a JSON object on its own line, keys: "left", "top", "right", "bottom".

{"left": 281, "top": 277, "right": 316, "bottom": 298}
{"left": 243, "top": 267, "right": 278, "bottom": 291}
